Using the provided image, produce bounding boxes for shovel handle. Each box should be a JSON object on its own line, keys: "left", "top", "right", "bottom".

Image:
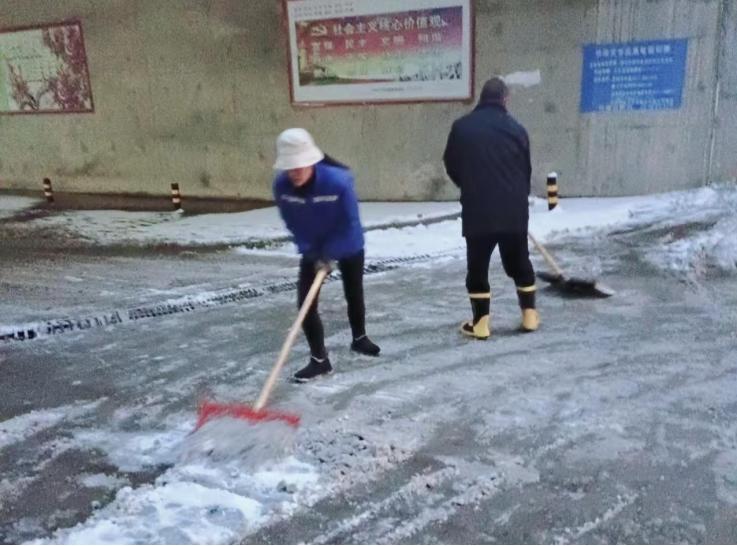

{"left": 527, "top": 232, "right": 564, "bottom": 277}
{"left": 254, "top": 266, "right": 330, "bottom": 410}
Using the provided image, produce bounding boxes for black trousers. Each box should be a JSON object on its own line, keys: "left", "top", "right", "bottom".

{"left": 298, "top": 250, "right": 366, "bottom": 358}
{"left": 465, "top": 233, "right": 536, "bottom": 306}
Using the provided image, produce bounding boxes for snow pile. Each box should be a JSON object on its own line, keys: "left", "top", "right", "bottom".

{"left": 4, "top": 182, "right": 735, "bottom": 274}
{"left": 647, "top": 216, "right": 737, "bottom": 274}
{"left": 9, "top": 183, "right": 733, "bottom": 269}
{"left": 27, "top": 405, "right": 418, "bottom": 544}
{"left": 257, "top": 218, "right": 466, "bottom": 260}
{"left": 364, "top": 220, "right": 464, "bottom": 259}
{"left": 35, "top": 418, "right": 320, "bottom": 545}
{"left": 6, "top": 184, "right": 734, "bottom": 258}
{"left": 14, "top": 202, "right": 460, "bottom": 247}
{"left": 639, "top": 184, "right": 737, "bottom": 275}
{"left": 41, "top": 459, "right": 316, "bottom": 545}
{"left": 529, "top": 194, "right": 656, "bottom": 240}
{"left": 259, "top": 193, "right": 703, "bottom": 261}
{"left": 0, "top": 195, "right": 40, "bottom": 219}
{"left": 528, "top": 184, "right": 737, "bottom": 277}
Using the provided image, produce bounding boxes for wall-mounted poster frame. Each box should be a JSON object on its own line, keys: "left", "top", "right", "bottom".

{"left": 580, "top": 38, "right": 688, "bottom": 114}
{"left": 0, "top": 19, "right": 94, "bottom": 115}
{"left": 283, "top": 0, "right": 474, "bottom": 106}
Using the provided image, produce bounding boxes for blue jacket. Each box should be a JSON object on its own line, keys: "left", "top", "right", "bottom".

{"left": 273, "top": 160, "right": 365, "bottom": 260}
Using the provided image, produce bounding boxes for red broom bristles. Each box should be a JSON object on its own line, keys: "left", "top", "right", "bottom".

{"left": 195, "top": 400, "right": 301, "bottom": 430}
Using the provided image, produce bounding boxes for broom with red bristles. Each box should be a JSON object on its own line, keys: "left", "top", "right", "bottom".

{"left": 195, "top": 265, "right": 331, "bottom": 431}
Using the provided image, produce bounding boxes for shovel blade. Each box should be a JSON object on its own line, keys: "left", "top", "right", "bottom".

{"left": 196, "top": 400, "right": 300, "bottom": 430}
{"left": 563, "top": 277, "right": 615, "bottom": 298}
{"left": 536, "top": 271, "right": 564, "bottom": 285}
{"left": 537, "top": 271, "right": 614, "bottom": 298}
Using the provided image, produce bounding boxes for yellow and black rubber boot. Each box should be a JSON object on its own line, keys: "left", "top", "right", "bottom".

{"left": 517, "top": 284, "right": 539, "bottom": 332}
{"left": 460, "top": 292, "right": 491, "bottom": 340}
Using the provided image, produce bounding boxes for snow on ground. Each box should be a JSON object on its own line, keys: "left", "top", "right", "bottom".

{"left": 9, "top": 202, "right": 460, "bottom": 247}
{"left": 235, "top": 188, "right": 737, "bottom": 261}
{"left": 3, "top": 183, "right": 737, "bottom": 544}
{"left": 39, "top": 450, "right": 318, "bottom": 545}
{"left": 648, "top": 216, "right": 737, "bottom": 274}
{"left": 3, "top": 183, "right": 735, "bottom": 276}
{"left": 638, "top": 186, "right": 737, "bottom": 274}
{"left": 13, "top": 405, "right": 318, "bottom": 544}
{"left": 0, "top": 401, "right": 103, "bottom": 451}
{"left": 31, "top": 415, "right": 327, "bottom": 545}
{"left": 0, "top": 195, "right": 40, "bottom": 219}
{"left": 247, "top": 219, "right": 467, "bottom": 261}
{"left": 4, "top": 184, "right": 735, "bottom": 269}
{"left": 529, "top": 183, "right": 736, "bottom": 242}
{"left": 29, "top": 408, "right": 420, "bottom": 545}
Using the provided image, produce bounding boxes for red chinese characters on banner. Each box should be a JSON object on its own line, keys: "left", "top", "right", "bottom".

{"left": 295, "top": 8, "right": 462, "bottom": 71}
{"left": 288, "top": 0, "right": 471, "bottom": 104}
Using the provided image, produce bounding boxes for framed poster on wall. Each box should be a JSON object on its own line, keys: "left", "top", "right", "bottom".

{"left": 0, "top": 20, "right": 94, "bottom": 115}
{"left": 284, "top": 0, "right": 474, "bottom": 106}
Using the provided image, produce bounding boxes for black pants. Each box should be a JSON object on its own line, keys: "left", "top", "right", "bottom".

{"left": 466, "top": 233, "right": 536, "bottom": 307}
{"left": 298, "top": 250, "right": 366, "bottom": 358}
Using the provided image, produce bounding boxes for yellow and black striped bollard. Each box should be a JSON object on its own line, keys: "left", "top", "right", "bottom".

{"left": 171, "top": 183, "right": 182, "bottom": 211}
{"left": 42, "top": 177, "right": 54, "bottom": 203}
{"left": 547, "top": 172, "right": 559, "bottom": 211}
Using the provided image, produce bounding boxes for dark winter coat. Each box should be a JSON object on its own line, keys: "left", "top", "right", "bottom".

{"left": 273, "top": 159, "right": 364, "bottom": 261}
{"left": 443, "top": 103, "right": 532, "bottom": 237}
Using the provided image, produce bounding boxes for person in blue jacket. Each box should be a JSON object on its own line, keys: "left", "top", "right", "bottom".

{"left": 273, "top": 128, "right": 381, "bottom": 382}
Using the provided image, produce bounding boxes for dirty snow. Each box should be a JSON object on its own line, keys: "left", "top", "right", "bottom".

{"left": 0, "top": 401, "right": 103, "bottom": 451}
{"left": 240, "top": 185, "right": 737, "bottom": 264}
{"left": 0, "top": 195, "right": 40, "bottom": 219}
{"left": 3, "top": 182, "right": 737, "bottom": 544}
{"left": 5, "top": 185, "right": 736, "bottom": 272}
{"left": 8, "top": 202, "right": 460, "bottom": 247}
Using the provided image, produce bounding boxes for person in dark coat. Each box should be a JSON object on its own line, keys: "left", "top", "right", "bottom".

{"left": 273, "top": 128, "right": 380, "bottom": 382}
{"left": 443, "top": 77, "right": 539, "bottom": 339}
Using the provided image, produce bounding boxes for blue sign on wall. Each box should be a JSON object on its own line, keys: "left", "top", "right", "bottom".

{"left": 580, "top": 39, "right": 688, "bottom": 113}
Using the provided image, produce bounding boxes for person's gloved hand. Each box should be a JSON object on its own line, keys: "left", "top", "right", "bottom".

{"left": 315, "top": 259, "right": 334, "bottom": 274}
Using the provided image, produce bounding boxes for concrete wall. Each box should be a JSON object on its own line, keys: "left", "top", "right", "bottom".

{"left": 578, "top": 0, "right": 723, "bottom": 195}
{"left": 0, "top": 0, "right": 734, "bottom": 200}
{"left": 711, "top": 0, "right": 737, "bottom": 184}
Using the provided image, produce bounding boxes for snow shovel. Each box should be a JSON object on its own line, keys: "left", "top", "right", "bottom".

{"left": 528, "top": 233, "right": 614, "bottom": 298}
{"left": 195, "top": 264, "right": 331, "bottom": 430}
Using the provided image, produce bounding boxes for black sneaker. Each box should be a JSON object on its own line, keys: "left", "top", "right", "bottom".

{"left": 350, "top": 335, "right": 380, "bottom": 356}
{"left": 293, "top": 356, "right": 333, "bottom": 383}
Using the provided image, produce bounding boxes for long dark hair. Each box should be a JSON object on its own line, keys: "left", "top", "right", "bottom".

{"left": 321, "top": 153, "right": 350, "bottom": 170}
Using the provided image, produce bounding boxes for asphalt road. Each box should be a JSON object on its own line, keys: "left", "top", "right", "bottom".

{"left": 1, "top": 218, "right": 736, "bottom": 544}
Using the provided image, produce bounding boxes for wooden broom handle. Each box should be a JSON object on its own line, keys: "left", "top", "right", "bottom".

{"left": 254, "top": 266, "right": 330, "bottom": 411}
{"left": 528, "top": 232, "right": 564, "bottom": 277}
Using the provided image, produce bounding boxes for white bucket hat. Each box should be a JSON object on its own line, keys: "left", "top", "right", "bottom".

{"left": 273, "top": 128, "right": 325, "bottom": 170}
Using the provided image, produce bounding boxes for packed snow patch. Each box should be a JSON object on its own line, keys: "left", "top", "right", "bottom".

{"left": 37, "top": 455, "right": 320, "bottom": 545}
{"left": 79, "top": 473, "right": 129, "bottom": 490}
{"left": 635, "top": 185, "right": 737, "bottom": 275}
{"left": 0, "top": 400, "right": 103, "bottom": 451}
{"left": 14, "top": 202, "right": 460, "bottom": 247}
{"left": 646, "top": 216, "right": 737, "bottom": 274}
{"left": 0, "top": 195, "right": 40, "bottom": 219}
